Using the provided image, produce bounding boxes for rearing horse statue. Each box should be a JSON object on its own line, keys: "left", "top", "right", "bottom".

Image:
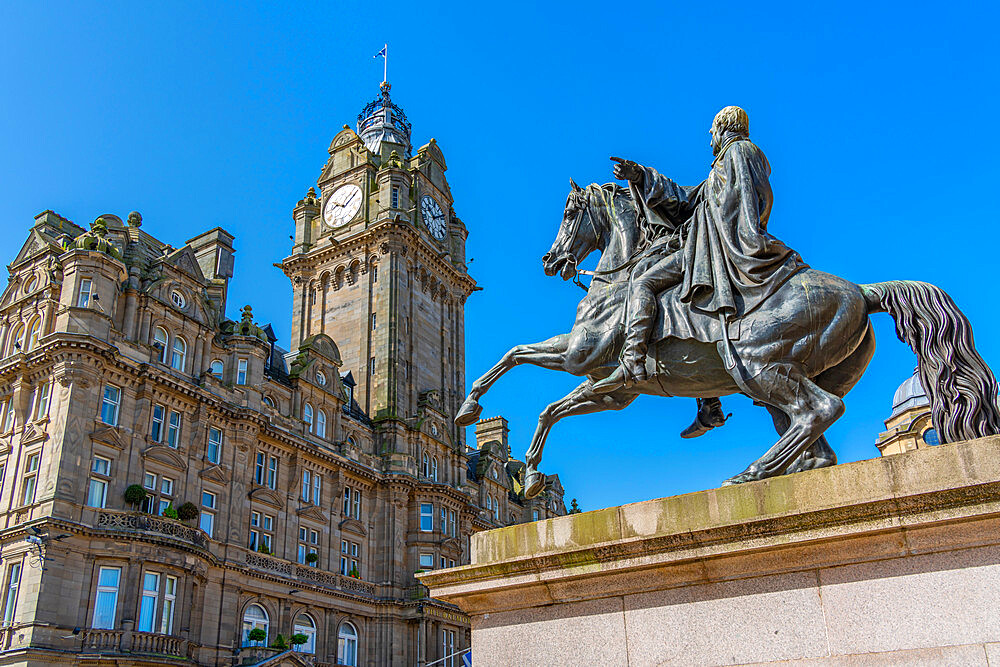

{"left": 456, "top": 181, "right": 1000, "bottom": 499}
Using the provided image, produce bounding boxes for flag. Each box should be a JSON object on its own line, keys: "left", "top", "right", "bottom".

{"left": 374, "top": 45, "right": 386, "bottom": 59}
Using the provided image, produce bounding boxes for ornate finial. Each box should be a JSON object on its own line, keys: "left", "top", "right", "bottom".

{"left": 306, "top": 187, "right": 316, "bottom": 200}
{"left": 241, "top": 305, "right": 253, "bottom": 323}
{"left": 127, "top": 211, "right": 142, "bottom": 227}
{"left": 343, "top": 124, "right": 351, "bottom": 131}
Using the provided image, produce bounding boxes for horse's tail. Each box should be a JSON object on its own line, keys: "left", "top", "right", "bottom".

{"left": 860, "top": 280, "right": 1000, "bottom": 443}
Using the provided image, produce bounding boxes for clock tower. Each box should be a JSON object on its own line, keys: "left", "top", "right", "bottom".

{"left": 281, "top": 82, "right": 476, "bottom": 450}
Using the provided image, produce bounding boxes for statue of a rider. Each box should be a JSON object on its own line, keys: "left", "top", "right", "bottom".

{"left": 592, "top": 106, "right": 809, "bottom": 439}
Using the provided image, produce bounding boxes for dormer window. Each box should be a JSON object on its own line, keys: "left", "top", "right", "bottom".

{"left": 170, "top": 290, "right": 186, "bottom": 309}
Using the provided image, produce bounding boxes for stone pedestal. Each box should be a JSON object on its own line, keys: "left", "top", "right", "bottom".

{"left": 421, "top": 436, "right": 1000, "bottom": 666}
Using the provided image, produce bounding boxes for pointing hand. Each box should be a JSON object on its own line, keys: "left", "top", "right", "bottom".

{"left": 610, "top": 157, "right": 643, "bottom": 185}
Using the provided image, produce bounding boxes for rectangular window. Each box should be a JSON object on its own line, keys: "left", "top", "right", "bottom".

{"left": 1, "top": 398, "right": 12, "bottom": 432}
{"left": 78, "top": 278, "right": 92, "bottom": 308}
{"left": 440, "top": 556, "right": 447, "bottom": 569}
{"left": 92, "top": 566, "right": 120, "bottom": 629}
{"left": 101, "top": 385, "right": 121, "bottom": 426}
{"left": 442, "top": 629, "right": 456, "bottom": 667}
{"left": 343, "top": 487, "right": 351, "bottom": 516}
{"left": 391, "top": 186, "right": 399, "bottom": 209}
{"left": 267, "top": 456, "right": 278, "bottom": 489}
{"left": 166, "top": 411, "right": 181, "bottom": 448}
{"left": 199, "top": 491, "right": 216, "bottom": 537}
{"left": 207, "top": 427, "right": 222, "bottom": 463}
{"left": 87, "top": 455, "right": 111, "bottom": 508}
{"left": 369, "top": 356, "right": 376, "bottom": 375}
{"left": 260, "top": 515, "right": 273, "bottom": 553}
{"left": 137, "top": 571, "right": 159, "bottom": 633}
{"left": 21, "top": 452, "right": 40, "bottom": 505}
{"left": 34, "top": 382, "right": 51, "bottom": 419}
{"left": 312, "top": 473, "right": 321, "bottom": 505}
{"left": 441, "top": 507, "right": 447, "bottom": 532}
{"left": 301, "top": 470, "right": 311, "bottom": 502}
{"left": 352, "top": 489, "right": 361, "bottom": 519}
{"left": 533, "top": 510, "right": 539, "bottom": 522}
{"left": 371, "top": 313, "right": 377, "bottom": 331}
{"left": 150, "top": 405, "right": 164, "bottom": 442}
{"left": 160, "top": 576, "right": 176, "bottom": 635}
{"left": 419, "top": 553, "right": 434, "bottom": 569}
{"left": 340, "top": 540, "right": 360, "bottom": 575}
{"left": 249, "top": 510, "right": 260, "bottom": 550}
{"left": 420, "top": 503, "right": 433, "bottom": 532}
{"left": 157, "top": 477, "right": 174, "bottom": 515}
{"left": 2, "top": 562, "right": 21, "bottom": 626}
{"left": 254, "top": 452, "right": 265, "bottom": 485}
{"left": 237, "top": 358, "right": 248, "bottom": 385}
{"left": 449, "top": 510, "right": 456, "bottom": 537}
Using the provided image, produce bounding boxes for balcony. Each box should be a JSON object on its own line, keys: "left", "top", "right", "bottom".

{"left": 81, "top": 628, "right": 188, "bottom": 660}
{"left": 242, "top": 550, "right": 376, "bottom": 598}
{"left": 96, "top": 509, "right": 209, "bottom": 549}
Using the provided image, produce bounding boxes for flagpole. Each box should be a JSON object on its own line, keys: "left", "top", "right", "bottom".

{"left": 383, "top": 43, "right": 388, "bottom": 84}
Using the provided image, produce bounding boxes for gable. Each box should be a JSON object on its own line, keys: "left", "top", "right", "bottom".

{"left": 199, "top": 464, "right": 230, "bottom": 484}
{"left": 91, "top": 425, "right": 127, "bottom": 450}
{"left": 249, "top": 486, "right": 284, "bottom": 509}
{"left": 163, "top": 246, "right": 206, "bottom": 283}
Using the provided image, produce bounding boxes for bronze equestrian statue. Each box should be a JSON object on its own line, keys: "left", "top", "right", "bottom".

{"left": 456, "top": 106, "right": 1000, "bottom": 499}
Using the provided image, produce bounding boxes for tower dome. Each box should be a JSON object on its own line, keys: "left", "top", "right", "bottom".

{"left": 357, "top": 82, "right": 412, "bottom": 158}
{"left": 890, "top": 368, "right": 929, "bottom": 418}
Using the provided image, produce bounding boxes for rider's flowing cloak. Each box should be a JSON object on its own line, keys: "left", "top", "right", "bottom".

{"left": 634, "top": 138, "right": 808, "bottom": 343}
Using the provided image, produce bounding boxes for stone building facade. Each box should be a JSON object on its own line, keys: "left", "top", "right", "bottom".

{"left": 0, "top": 85, "right": 566, "bottom": 667}
{"left": 875, "top": 369, "right": 940, "bottom": 456}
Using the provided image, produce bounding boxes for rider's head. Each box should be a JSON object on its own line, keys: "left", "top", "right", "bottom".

{"left": 710, "top": 106, "right": 749, "bottom": 155}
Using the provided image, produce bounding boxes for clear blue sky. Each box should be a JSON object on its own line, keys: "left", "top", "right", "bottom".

{"left": 2, "top": 1, "right": 997, "bottom": 511}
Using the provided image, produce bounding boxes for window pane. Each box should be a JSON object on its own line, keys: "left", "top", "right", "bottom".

{"left": 86, "top": 478, "right": 107, "bottom": 508}
{"left": 199, "top": 512, "right": 214, "bottom": 536}
{"left": 92, "top": 457, "right": 110, "bottom": 475}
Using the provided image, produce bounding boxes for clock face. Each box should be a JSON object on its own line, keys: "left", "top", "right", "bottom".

{"left": 323, "top": 183, "right": 363, "bottom": 228}
{"left": 420, "top": 195, "right": 447, "bottom": 240}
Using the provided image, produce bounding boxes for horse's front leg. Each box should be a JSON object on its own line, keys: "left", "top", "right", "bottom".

{"left": 524, "top": 381, "right": 638, "bottom": 498}
{"left": 455, "top": 334, "right": 571, "bottom": 427}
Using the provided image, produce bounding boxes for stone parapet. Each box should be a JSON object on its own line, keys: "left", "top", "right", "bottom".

{"left": 421, "top": 435, "right": 1000, "bottom": 665}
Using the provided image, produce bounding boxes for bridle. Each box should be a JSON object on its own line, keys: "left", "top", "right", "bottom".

{"left": 559, "top": 187, "right": 643, "bottom": 292}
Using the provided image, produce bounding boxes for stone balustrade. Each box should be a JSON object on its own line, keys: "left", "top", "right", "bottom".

{"left": 81, "top": 628, "right": 186, "bottom": 658}
{"left": 243, "top": 550, "right": 375, "bottom": 597}
{"left": 96, "top": 509, "right": 209, "bottom": 548}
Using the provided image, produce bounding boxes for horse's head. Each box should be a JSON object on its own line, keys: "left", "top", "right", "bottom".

{"left": 542, "top": 179, "right": 602, "bottom": 281}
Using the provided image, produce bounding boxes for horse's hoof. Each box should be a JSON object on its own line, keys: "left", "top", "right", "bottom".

{"left": 721, "top": 470, "right": 756, "bottom": 486}
{"left": 454, "top": 398, "right": 483, "bottom": 427}
{"left": 524, "top": 470, "right": 545, "bottom": 499}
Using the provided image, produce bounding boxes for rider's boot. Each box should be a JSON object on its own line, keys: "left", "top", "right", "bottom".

{"left": 592, "top": 291, "right": 656, "bottom": 394}
{"left": 680, "top": 397, "right": 730, "bottom": 438}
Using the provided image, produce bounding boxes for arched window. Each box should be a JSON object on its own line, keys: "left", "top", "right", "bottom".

{"left": 316, "top": 410, "right": 327, "bottom": 438}
{"left": 241, "top": 604, "right": 269, "bottom": 647}
{"left": 422, "top": 453, "right": 429, "bottom": 478}
{"left": 303, "top": 403, "right": 314, "bottom": 431}
{"left": 485, "top": 495, "right": 492, "bottom": 511}
{"left": 262, "top": 395, "right": 275, "bottom": 409}
{"left": 431, "top": 457, "right": 438, "bottom": 482}
{"left": 293, "top": 613, "right": 316, "bottom": 654}
{"left": 209, "top": 360, "right": 224, "bottom": 379}
{"left": 9, "top": 323, "right": 25, "bottom": 355}
{"left": 337, "top": 622, "right": 358, "bottom": 666}
{"left": 170, "top": 337, "right": 186, "bottom": 371}
{"left": 151, "top": 327, "right": 167, "bottom": 363}
{"left": 25, "top": 318, "right": 40, "bottom": 352}
{"left": 493, "top": 499, "right": 500, "bottom": 520}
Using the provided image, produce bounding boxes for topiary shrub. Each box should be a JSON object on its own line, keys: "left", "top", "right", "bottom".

{"left": 305, "top": 552, "right": 318, "bottom": 564}
{"left": 162, "top": 503, "right": 179, "bottom": 519}
{"left": 271, "top": 633, "right": 287, "bottom": 650}
{"left": 176, "top": 502, "right": 199, "bottom": 522}
{"left": 247, "top": 627, "right": 266, "bottom": 644}
{"left": 290, "top": 633, "right": 308, "bottom": 648}
{"left": 123, "top": 484, "right": 147, "bottom": 508}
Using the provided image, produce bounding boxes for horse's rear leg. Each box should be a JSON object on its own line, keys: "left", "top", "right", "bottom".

{"left": 456, "top": 334, "right": 570, "bottom": 427}
{"left": 762, "top": 404, "right": 836, "bottom": 473}
{"left": 523, "top": 381, "right": 638, "bottom": 498}
{"left": 724, "top": 365, "right": 844, "bottom": 485}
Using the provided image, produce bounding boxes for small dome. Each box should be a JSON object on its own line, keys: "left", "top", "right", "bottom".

{"left": 357, "top": 83, "right": 411, "bottom": 158}
{"left": 890, "top": 368, "right": 928, "bottom": 418}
